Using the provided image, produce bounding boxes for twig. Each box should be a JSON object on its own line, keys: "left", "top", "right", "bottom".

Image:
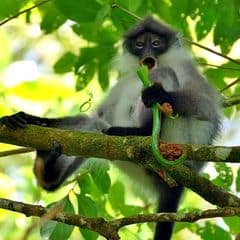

{"left": 111, "top": 3, "right": 142, "bottom": 21}
{"left": 221, "top": 78, "right": 240, "bottom": 93}
{"left": 185, "top": 38, "right": 240, "bottom": 66}
{"left": 1, "top": 197, "right": 240, "bottom": 239}
{"left": 199, "top": 62, "right": 240, "bottom": 72}
{"left": 0, "top": 147, "right": 35, "bottom": 157}
{"left": 0, "top": 0, "right": 51, "bottom": 26}
{"left": 223, "top": 95, "right": 240, "bottom": 108}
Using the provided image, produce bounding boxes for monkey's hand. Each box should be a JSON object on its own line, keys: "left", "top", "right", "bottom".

{"left": 142, "top": 83, "right": 172, "bottom": 108}
{"left": 0, "top": 111, "right": 50, "bottom": 129}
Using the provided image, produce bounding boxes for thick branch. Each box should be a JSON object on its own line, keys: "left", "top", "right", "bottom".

{"left": 1, "top": 123, "right": 240, "bottom": 208}
{"left": 1, "top": 197, "right": 240, "bottom": 239}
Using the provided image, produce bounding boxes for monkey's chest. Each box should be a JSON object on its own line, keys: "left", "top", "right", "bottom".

{"left": 112, "top": 83, "right": 143, "bottom": 127}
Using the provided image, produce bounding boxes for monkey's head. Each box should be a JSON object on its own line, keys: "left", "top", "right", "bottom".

{"left": 123, "top": 17, "right": 178, "bottom": 70}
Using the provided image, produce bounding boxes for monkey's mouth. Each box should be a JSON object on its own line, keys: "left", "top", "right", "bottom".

{"left": 141, "top": 57, "right": 157, "bottom": 70}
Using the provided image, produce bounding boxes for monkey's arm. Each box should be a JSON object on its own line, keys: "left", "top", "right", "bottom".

{"left": 0, "top": 111, "right": 89, "bottom": 129}
{"left": 142, "top": 83, "right": 218, "bottom": 121}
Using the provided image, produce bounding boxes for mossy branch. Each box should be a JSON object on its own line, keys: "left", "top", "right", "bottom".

{"left": 1, "top": 123, "right": 240, "bottom": 208}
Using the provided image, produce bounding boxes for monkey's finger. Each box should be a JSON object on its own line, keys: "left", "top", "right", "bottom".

{"left": 14, "top": 114, "right": 28, "bottom": 125}
{"left": 0, "top": 116, "right": 18, "bottom": 129}
{"left": 9, "top": 116, "right": 27, "bottom": 128}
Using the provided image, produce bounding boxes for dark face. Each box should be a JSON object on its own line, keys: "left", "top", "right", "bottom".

{"left": 125, "top": 32, "right": 170, "bottom": 69}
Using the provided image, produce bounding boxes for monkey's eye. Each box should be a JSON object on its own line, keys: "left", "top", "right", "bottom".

{"left": 152, "top": 39, "right": 161, "bottom": 47}
{"left": 135, "top": 41, "right": 144, "bottom": 48}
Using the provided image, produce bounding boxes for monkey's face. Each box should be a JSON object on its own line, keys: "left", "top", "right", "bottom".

{"left": 125, "top": 32, "right": 171, "bottom": 70}
{"left": 123, "top": 17, "right": 177, "bottom": 71}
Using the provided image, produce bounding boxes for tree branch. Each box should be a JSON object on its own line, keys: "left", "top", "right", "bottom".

{"left": 1, "top": 123, "right": 240, "bottom": 208}
{"left": 1, "top": 197, "right": 240, "bottom": 240}
{"left": 0, "top": 147, "right": 34, "bottom": 157}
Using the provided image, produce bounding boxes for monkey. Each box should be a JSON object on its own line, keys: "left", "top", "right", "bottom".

{"left": 0, "top": 17, "right": 221, "bottom": 240}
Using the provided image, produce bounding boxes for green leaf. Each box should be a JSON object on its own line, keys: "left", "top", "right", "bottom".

{"left": 111, "top": 6, "right": 136, "bottom": 33}
{"left": 95, "top": 4, "right": 111, "bottom": 27}
{"left": 72, "top": 23, "right": 119, "bottom": 44}
{"left": 98, "top": 62, "right": 109, "bottom": 91}
{"left": 77, "top": 194, "right": 98, "bottom": 240}
{"left": 78, "top": 174, "right": 94, "bottom": 195}
{"left": 236, "top": 168, "right": 240, "bottom": 192}
{"left": 197, "top": 222, "right": 232, "bottom": 240}
{"left": 195, "top": 1, "right": 217, "bottom": 40}
{"left": 151, "top": 0, "right": 172, "bottom": 23}
{"left": 212, "top": 163, "right": 233, "bottom": 191}
{"left": 120, "top": 205, "right": 142, "bottom": 216}
{"left": 54, "top": 52, "right": 77, "bottom": 74}
{"left": 77, "top": 194, "right": 98, "bottom": 217}
{"left": 74, "top": 45, "right": 116, "bottom": 91}
{"left": 90, "top": 160, "right": 111, "bottom": 194}
{"left": 128, "top": 0, "right": 143, "bottom": 12}
{"left": 223, "top": 107, "right": 235, "bottom": 119}
{"left": 0, "top": 0, "right": 29, "bottom": 20}
{"left": 214, "top": 0, "right": 239, "bottom": 54}
{"left": 40, "top": 197, "right": 75, "bottom": 240}
{"left": 75, "top": 63, "right": 96, "bottom": 91}
{"left": 54, "top": 0, "right": 102, "bottom": 23}
{"left": 224, "top": 217, "right": 240, "bottom": 235}
{"left": 40, "top": 2, "right": 66, "bottom": 33}
{"left": 109, "top": 181, "right": 125, "bottom": 211}
{"left": 204, "top": 68, "right": 226, "bottom": 90}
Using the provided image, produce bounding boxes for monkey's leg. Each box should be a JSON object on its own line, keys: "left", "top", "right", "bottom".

{"left": 34, "top": 142, "right": 83, "bottom": 191}
{"left": 154, "top": 182, "right": 183, "bottom": 240}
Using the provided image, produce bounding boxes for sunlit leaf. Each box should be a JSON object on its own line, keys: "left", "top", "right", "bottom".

{"left": 90, "top": 160, "right": 111, "bottom": 194}
{"left": 40, "top": 1, "right": 67, "bottom": 33}
{"left": 54, "top": 52, "right": 77, "bottom": 74}
{"left": 109, "top": 181, "right": 125, "bottom": 211}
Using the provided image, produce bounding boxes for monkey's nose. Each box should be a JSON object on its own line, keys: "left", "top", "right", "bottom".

{"left": 141, "top": 57, "right": 157, "bottom": 70}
